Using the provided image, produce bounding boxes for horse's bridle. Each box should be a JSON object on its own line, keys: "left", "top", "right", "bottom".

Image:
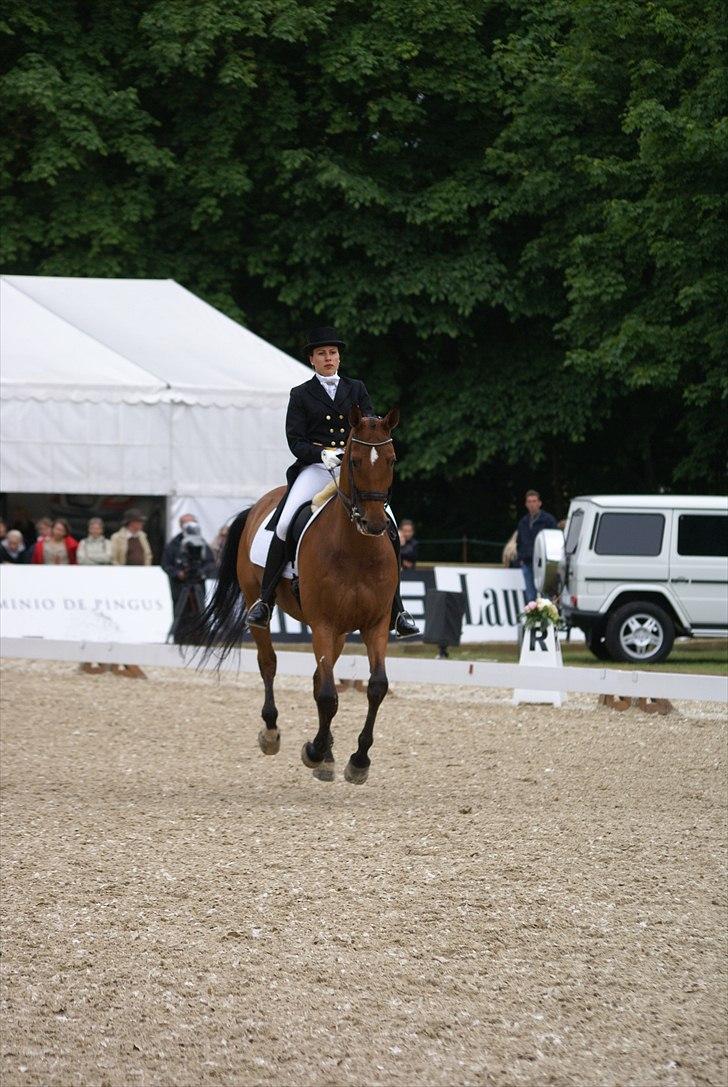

{"left": 326, "top": 436, "right": 394, "bottom": 535}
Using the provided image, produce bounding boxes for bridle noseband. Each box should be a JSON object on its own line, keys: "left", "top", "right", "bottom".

{"left": 326, "top": 436, "right": 394, "bottom": 536}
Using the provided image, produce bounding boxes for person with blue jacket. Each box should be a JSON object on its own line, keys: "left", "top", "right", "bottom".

{"left": 516, "top": 489, "right": 557, "bottom": 602}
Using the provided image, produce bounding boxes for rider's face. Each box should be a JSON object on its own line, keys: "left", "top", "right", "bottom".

{"left": 310, "top": 346, "right": 340, "bottom": 376}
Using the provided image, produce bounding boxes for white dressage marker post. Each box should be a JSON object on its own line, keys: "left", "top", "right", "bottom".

{"left": 513, "top": 622, "right": 565, "bottom": 707}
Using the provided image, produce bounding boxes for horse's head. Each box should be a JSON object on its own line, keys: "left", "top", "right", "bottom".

{"left": 341, "top": 405, "right": 400, "bottom": 536}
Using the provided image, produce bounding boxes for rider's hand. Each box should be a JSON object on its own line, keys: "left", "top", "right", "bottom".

{"left": 321, "top": 448, "right": 344, "bottom": 471}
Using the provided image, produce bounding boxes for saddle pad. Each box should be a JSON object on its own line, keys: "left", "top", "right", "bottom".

{"left": 249, "top": 497, "right": 334, "bottom": 578}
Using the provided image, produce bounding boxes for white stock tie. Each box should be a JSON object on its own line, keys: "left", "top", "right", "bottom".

{"left": 319, "top": 377, "right": 339, "bottom": 399}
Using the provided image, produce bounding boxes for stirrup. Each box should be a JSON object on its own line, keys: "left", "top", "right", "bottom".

{"left": 394, "top": 610, "right": 420, "bottom": 640}
{"left": 246, "top": 599, "right": 272, "bottom": 630}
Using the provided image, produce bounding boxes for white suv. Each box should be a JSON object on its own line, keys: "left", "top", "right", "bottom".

{"left": 560, "top": 495, "right": 728, "bottom": 664}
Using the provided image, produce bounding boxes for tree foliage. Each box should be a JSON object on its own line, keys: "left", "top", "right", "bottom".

{"left": 2, "top": 0, "right": 725, "bottom": 534}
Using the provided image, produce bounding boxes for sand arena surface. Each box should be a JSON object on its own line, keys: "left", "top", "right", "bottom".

{"left": 0, "top": 657, "right": 726, "bottom": 1087}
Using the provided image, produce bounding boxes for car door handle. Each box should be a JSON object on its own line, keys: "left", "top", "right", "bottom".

{"left": 671, "top": 577, "right": 689, "bottom": 583}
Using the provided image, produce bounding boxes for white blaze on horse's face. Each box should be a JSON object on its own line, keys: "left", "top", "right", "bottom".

{"left": 370, "top": 447, "right": 378, "bottom": 465}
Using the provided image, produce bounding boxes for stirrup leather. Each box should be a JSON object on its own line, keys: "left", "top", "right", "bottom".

{"left": 246, "top": 599, "right": 272, "bottom": 629}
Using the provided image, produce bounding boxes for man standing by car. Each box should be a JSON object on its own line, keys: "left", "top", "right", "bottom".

{"left": 516, "top": 490, "right": 557, "bottom": 602}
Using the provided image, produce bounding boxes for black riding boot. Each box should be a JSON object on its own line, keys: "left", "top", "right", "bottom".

{"left": 388, "top": 523, "right": 420, "bottom": 639}
{"left": 247, "top": 535, "right": 289, "bottom": 629}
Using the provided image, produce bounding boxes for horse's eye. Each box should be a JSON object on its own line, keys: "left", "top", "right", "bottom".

{"left": 351, "top": 458, "right": 361, "bottom": 468}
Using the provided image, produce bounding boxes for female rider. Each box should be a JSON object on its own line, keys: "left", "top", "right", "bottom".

{"left": 246, "top": 326, "right": 419, "bottom": 639}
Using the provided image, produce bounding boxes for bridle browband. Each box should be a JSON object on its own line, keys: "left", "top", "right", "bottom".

{"left": 326, "top": 435, "right": 395, "bottom": 535}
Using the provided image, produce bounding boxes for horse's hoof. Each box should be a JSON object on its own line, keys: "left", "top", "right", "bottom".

{"left": 258, "top": 727, "right": 280, "bottom": 755}
{"left": 344, "top": 760, "right": 369, "bottom": 785}
{"left": 313, "top": 758, "right": 335, "bottom": 783}
{"left": 301, "top": 741, "right": 323, "bottom": 769}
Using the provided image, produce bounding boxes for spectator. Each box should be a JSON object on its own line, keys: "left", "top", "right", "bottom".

{"left": 77, "top": 517, "right": 113, "bottom": 565}
{"left": 516, "top": 490, "right": 557, "bottom": 602}
{"left": 0, "top": 529, "right": 30, "bottom": 564}
{"left": 110, "top": 509, "right": 152, "bottom": 566}
{"left": 35, "top": 517, "right": 52, "bottom": 541}
{"left": 211, "top": 523, "right": 230, "bottom": 567}
{"left": 162, "top": 514, "right": 216, "bottom": 643}
{"left": 162, "top": 514, "right": 215, "bottom": 591}
{"left": 31, "top": 518, "right": 78, "bottom": 565}
{"left": 398, "top": 519, "right": 418, "bottom": 569}
{"left": 0, "top": 519, "right": 6, "bottom": 542}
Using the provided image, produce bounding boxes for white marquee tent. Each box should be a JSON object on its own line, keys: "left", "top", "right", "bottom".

{"left": 0, "top": 275, "right": 310, "bottom": 537}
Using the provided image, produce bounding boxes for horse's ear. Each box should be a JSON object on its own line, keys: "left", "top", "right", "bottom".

{"left": 384, "top": 406, "right": 400, "bottom": 431}
{"left": 349, "top": 404, "right": 362, "bottom": 428}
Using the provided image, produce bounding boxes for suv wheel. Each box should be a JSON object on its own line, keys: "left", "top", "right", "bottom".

{"left": 605, "top": 602, "right": 675, "bottom": 665}
{"left": 585, "top": 627, "right": 612, "bottom": 661}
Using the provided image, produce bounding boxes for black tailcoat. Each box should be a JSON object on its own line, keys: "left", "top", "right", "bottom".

{"left": 267, "top": 374, "right": 374, "bottom": 530}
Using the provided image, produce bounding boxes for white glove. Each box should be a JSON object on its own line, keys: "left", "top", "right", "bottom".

{"left": 321, "top": 449, "right": 344, "bottom": 470}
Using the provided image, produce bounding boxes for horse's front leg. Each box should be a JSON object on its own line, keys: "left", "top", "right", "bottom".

{"left": 250, "top": 625, "right": 280, "bottom": 755}
{"left": 301, "top": 627, "right": 343, "bottom": 782}
{"left": 345, "top": 620, "right": 390, "bottom": 785}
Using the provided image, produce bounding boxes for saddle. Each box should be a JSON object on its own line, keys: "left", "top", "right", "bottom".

{"left": 285, "top": 501, "right": 317, "bottom": 564}
{"left": 284, "top": 480, "right": 338, "bottom": 562}
{"left": 250, "top": 492, "right": 335, "bottom": 586}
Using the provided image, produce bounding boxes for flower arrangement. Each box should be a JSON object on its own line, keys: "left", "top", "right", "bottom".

{"left": 520, "top": 596, "right": 565, "bottom": 630}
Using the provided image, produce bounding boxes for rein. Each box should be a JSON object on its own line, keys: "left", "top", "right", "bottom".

{"left": 326, "top": 436, "right": 394, "bottom": 535}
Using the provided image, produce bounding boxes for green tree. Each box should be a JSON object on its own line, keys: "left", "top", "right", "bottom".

{"left": 2, "top": 0, "right": 725, "bottom": 546}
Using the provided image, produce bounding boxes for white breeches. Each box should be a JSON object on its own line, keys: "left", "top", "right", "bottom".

{"left": 275, "top": 463, "right": 335, "bottom": 540}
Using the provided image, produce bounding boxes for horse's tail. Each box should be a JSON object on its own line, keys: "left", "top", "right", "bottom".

{"left": 194, "top": 507, "right": 250, "bottom": 667}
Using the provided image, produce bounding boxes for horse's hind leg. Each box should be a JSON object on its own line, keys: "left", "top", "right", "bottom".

{"left": 345, "top": 621, "right": 390, "bottom": 785}
{"left": 250, "top": 625, "right": 281, "bottom": 755}
{"left": 302, "top": 628, "right": 344, "bottom": 781}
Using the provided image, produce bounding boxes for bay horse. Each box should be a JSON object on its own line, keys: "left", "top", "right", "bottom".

{"left": 197, "top": 405, "right": 400, "bottom": 784}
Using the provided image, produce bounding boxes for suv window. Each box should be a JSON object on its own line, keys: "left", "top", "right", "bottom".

{"left": 594, "top": 512, "right": 665, "bottom": 556}
{"left": 677, "top": 514, "right": 728, "bottom": 557}
{"left": 564, "top": 509, "right": 584, "bottom": 555}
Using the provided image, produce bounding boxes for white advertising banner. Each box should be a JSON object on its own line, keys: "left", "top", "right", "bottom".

{"left": 0, "top": 564, "right": 580, "bottom": 645}
{"left": 433, "top": 566, "right": 528, "bottom": 642}
{"left": 0, "top": 566, "right": 173, "bottom": 643}
{"left": 432, "top": 567, "right": 582, "bottom": 642}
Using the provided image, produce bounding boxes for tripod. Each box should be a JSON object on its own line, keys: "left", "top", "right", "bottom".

{"left": 168, "top": 577, "right": 207, "bottom": 644}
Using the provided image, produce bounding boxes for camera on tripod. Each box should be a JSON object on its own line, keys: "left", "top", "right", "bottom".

{"left": 178, "top": 521, "right": 206, "bottom": 580}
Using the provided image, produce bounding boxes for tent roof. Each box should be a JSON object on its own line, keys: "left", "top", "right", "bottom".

{"left": 1, "top": 275, "right": 309, "bottom": 403}
{"left": 0, "top": 279, "right": 166, "bottom": 400}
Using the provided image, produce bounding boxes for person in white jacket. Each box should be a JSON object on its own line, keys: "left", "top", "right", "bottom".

{"left": 76, "top": 517, "right": 113, "bottom": 565}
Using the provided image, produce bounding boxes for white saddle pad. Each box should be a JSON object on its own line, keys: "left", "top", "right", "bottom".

{"left": 249, "top": 497, "right": 334, "bottom": 578}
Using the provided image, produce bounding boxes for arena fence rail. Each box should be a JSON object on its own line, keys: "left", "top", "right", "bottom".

{"left": 1, "top": 638, "right": 725, "bottom": 704}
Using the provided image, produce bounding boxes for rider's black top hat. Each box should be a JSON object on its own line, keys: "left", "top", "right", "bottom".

{"left": 303, "top": 326, "right": 346, "bottom": 356}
